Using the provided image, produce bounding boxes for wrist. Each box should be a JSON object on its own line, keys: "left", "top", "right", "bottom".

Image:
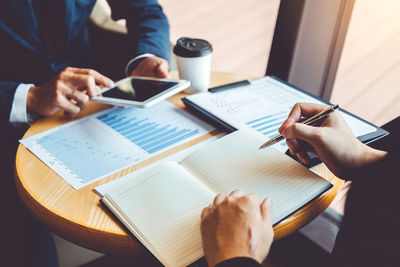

{"left": 26, "top": 86, "right": 38, "bottom": 114}
{"left": 356, "top": 143, "right": 387, "bottom": 168}
{"left": 128, "top": 57, "right": 147, "bottom": 76}
{"left": 126, "top": 53, "right": 156, "bottom": 76}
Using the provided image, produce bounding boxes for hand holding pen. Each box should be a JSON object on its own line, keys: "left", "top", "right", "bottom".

{"left": 259, "top": 104, "right": 339, "bottom": 149}
{"left": 266, "top": 103, "right": 386, "bottom": 178}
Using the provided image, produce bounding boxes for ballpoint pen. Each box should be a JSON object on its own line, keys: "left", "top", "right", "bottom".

{"left": 259, "top": 104, "right": 340, "bottom": 149}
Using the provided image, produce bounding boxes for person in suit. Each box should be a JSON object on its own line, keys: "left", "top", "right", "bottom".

{"left": 0, "top": 0, "right": 170, "bottom": 265}
{"left": 0, "top": 0, "right": 170, "bottom": 129}
{"left": 201, "top": 103, "right": 399, "bottom": 267}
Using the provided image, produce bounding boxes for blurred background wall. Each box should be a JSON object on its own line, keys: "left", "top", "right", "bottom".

{"left": 160, "top": 0, "right": 399, "bottom": 126}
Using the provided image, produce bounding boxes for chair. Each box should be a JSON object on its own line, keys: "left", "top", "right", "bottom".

{"left": 89, "top": 0, "right": 127, "bottom": 34}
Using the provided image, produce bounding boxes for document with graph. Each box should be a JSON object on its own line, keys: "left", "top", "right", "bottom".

{"left": 183, "top": 76, "right": 387, "bottom": 153}
{"left": 20, "top": 101, "right": 214, "bottom": 189}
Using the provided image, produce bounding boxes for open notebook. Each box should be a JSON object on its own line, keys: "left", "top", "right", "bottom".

{"left": 102, "top": 130, "right": 332, "bottom": 267}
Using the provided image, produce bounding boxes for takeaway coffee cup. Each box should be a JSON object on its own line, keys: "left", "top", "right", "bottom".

{"left": 173, "top": 37, "right": 213, "bottom": 92}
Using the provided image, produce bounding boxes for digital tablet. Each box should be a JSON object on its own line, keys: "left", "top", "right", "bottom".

{"left": 91, "top": 77, "right": 190, "bottom": 108}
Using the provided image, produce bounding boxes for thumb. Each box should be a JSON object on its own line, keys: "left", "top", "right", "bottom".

{"left": 282, "top": 123, "right": 321, "bottom": 145}
{"left": 260, "top": 197, "right": 273, "bottom": 226}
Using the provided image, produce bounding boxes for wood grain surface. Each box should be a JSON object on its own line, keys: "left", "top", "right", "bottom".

{"left": 14, "top": 72, "right": 343, "bottom": 256}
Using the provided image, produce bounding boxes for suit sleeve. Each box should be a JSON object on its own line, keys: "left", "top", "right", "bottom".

{"left": 215, "top": 257, "right": 262, "bottom": 267}
{"left": 106, "top": 0, "right": 170, "bottom": 62}
{"left": 0, "top": 81, "right": 19, "bottom": 127}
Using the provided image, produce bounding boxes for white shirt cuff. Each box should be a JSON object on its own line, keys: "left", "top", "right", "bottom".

{"left": 125, "top": 53, "right": 156, "bottom": 76}
{"left": 9, "top": 83, "right": 34, "bottom": 126}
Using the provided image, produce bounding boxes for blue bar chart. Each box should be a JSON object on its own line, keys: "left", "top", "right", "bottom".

{"left": 97, "top": 109, "right": 200, "bottom": 154}
{"left": 245, "top": 110, "right": 290, "bottom": 149}
{"left": 21, "top": 102, "right": 213, "bottom": 189}
{"left": 246, "top": 110, "right": 288, "bottom": 139}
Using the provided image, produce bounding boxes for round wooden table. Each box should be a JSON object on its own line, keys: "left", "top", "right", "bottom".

{"left": 15, "top": 72, "right": 343, "bottom": 257}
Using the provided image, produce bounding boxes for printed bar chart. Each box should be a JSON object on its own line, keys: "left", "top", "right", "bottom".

{"left": 21, "top": 101, "right": 214, "bottom": 189}
{"left": 97, "top": 109, "right": 200, "bottom": 154}
{"left": 246, "top": 110, "right": 289, "bottom": 142}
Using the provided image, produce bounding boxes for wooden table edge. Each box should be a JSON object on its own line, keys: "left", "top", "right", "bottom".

{"left": 14, "top": 147, "right": 142, "bottom": 256}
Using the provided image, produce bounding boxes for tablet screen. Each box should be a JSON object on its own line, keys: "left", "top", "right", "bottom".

{"left": 102, "top": 78, "right": 179, "bottom": 102}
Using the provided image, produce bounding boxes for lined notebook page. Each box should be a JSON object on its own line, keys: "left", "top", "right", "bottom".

{"left": 181, "top": 130, "right": 332, "bottom": 224}
{"left": 105, "top": 161, "right": 215, "bottom": 267}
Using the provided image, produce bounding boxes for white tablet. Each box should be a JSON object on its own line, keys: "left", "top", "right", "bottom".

{"left": 91, "top": 76, "right": 190, "bottom": 108}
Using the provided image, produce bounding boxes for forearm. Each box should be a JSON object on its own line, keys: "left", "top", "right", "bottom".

{"left": 128, "top": 5, "right": 170, "bottom": 60}
{"left": 107, "top": 0, "right": 170, "bottom": 61}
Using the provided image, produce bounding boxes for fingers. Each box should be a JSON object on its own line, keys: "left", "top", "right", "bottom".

{"left": 65, "top": 74, "right": 101, "bottom": 98}
{"left": 229, "top": 190, "right": 245, "bottom": 198}
{"left": 131, "top": 57, "right": 170, "bottom": 78}
{"left": 282, "top": 123, "right": 322, "bottom": 160}
{"left": 291, "top": 103, "right": 330, "bottom": 120}
{"left": 66, "top": 90, "right": 89, "bottom": 109}
{"left": 279, "top": 103, "right": 330, "bottom": 133}
{"left": 155, "top": 60, "right": 170, "bottom": 78}
{"left": 210, "top": 191, "right": 254, "bottom": 209}
{"left": 210, "top": 191, "right": 261, "bottom": 210}
{"left": 246, "top": 193, "right": 260, "bottom": 204}
{"left": 29, "top": 67, "right": 112, "bottom": 118}
{"left": 201, "top": 206, "right": 209, "bottom": 220}
{"left": 61, "top": 67, "right": 114, "bottom": 98}
{"left": 58, "top": 95, "right": 81, "bottom": 116}
{"left": 280, "top": 103, "right": 332, "bottom": 159}
{"left": 279, "top": 104, "right": 303, "bottom": 133}
{"left": 282, "top": 123, "right": 322, "bottom": 145}
{"left": 65, "top": 67, "right": 114, "bottom": 88}
{"left": 286, "top": 139, "right": 299, "bottom": 155}
{"left": 230, "top": 191, "right": 259, "bottom": 204}
{"left": 260, "top": 197, "right": 273, "bottom": 226}
{"left": 297, "top": 151, "right": 311, "bottom": 164}
{"left": 59, "top": 82, "right": 90, "bottom": 116}
{"left": 213, "top": 194, "right": 225, "bottom": 206}
{"left": 279, "top": 117, "right": 295, "bottom": 134}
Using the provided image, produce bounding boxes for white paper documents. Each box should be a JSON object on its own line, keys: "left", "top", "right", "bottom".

{"left": 185, "top": 77, "right": 376, "bottom": 152}
{"left": 20, "top": 101, "right": 214, "bottom": 189}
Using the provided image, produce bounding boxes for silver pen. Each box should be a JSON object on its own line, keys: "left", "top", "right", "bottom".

{"left": 259, "top": 104, "right": 339, "bottom": 149}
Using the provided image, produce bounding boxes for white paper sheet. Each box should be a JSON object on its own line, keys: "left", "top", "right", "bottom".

{"left": 20, "top": 101, "right": 215, "bottom": 189}
{"left": 186, "top": 77, "right": 376, "bottom": 152}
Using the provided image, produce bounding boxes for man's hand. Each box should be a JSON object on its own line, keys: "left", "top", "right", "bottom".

{"left": 130, "top": 57, "right": 170, "bottom": 78}
{"left": 279, "top": 103, "right": 387, "bottom": 178}
{"left": 201, "top": 190, "right": 274, "bottom": 267}
{"left": 27, "top": 67, "right": 114, "bottom": 118}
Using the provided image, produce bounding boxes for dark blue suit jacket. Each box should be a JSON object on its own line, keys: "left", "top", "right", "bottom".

{"left": 0, "top": 0, "right": 169, "bottom": 132}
